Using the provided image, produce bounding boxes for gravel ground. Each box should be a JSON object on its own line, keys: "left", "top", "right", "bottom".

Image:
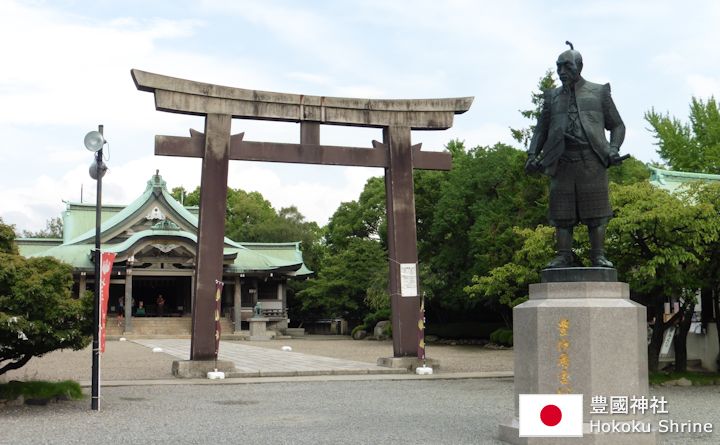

{"left": 1, "top": 340, "right": 176, "bottom": 382}
{"left": 1, "top": 379, "right": 718, "bottom": 444}
{"left": 0, "top": 337, "right": 513, "bottom": 382}
{"left": 246, "top": 337, "right": 514, "bottom": 373}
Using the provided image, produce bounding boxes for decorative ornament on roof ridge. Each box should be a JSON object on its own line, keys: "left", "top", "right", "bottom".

{"left": 146, "top": 169, "right": 167, "bottom": 192}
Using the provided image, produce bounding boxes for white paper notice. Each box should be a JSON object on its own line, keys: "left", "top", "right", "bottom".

{"left": 400, "top": 263, "right": 418, "bottom": 297}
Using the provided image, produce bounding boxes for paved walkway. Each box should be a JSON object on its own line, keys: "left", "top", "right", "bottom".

{"left": 133, "top": 339, "right": 407, "bottom": 377}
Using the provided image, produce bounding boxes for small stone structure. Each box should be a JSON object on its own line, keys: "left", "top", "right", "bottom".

{"left": 249, "top": 317, "right": 272, "bottom": 341}
{"left": 172, "top": 359, "right": 236, "bottom": 378}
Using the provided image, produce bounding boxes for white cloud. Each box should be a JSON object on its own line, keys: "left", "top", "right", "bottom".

{"left": 687, "top": 75, "right": 720, "bottom": 99}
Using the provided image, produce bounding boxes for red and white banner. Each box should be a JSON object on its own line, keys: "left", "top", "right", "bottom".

{"left": 519, "top": 394, "right": 583, "bottom": 437}
{"left": 99, "top": 251, "right": 117, "bottom": 353}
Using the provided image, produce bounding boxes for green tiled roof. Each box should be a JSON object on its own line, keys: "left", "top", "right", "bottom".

{"left": 17, "top": 172, "right": 311, "bottom": 276}
{"left": 649, "top": 165, "right": 720, "bottom": 193}
{"left": 16, "top": 238, "right": 63, "bottom": 257}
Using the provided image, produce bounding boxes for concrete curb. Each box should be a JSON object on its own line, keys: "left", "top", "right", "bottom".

{"left": 80, "top": 371, "right": 514, "bottom": 388}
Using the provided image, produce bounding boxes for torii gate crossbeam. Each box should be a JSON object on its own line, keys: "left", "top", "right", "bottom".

{"left": 132, "top": 69, "right": 473, "bottom": 360}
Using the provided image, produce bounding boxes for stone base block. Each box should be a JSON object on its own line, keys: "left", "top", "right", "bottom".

{"left": 376, "top": 356, "right": 440, "bottom": 371}
{"left": 172, "top": 360, "right": 236, "bottom": 378}
{"left": 498, "top": 418, "right": 656, "bottom": 444}
{"left": 249, "top": 335, "right": 272, "bottom": 341}
{"left": 249, "top": 317, "right": 270, "bottom": 339}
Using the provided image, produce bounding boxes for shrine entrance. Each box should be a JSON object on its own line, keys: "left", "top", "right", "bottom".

{"left": 132, "top": 69, "right": 473, "bottom": 360}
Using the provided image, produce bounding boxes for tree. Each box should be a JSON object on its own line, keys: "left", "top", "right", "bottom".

{"left": 0, "top": 217, "right": 17, "bottom": 254}
{"left": 684, "top": 182, "right": 720, "bottom": 370}
{"left": 644, "top": 95, "right": 720, "bottom": 370}
{"left": 607, "top": 157, "right": 650, "bottom": 185}
{"left": 645, "top": 96, "right": 720, "bottom": 173}
{"left": 295, "top": 237, "right": 387, "bottom": 322}
{"left": 419, "top": 142, "right": 547, "bottom": 318}
{"left": 0, "top": 220, "right": 92, "bottom": 376}
{"left": 172, "top": 185, "right": 322, "bottom": 270}
{"left": 21, "top": 217, "right": 63, "bottom": 239}
{"left": 295, "top": 176, "right": 389, "bottom": 323}
{"left": 606, "top": 181, "right": 720, "bottom": 371}
{"left": 324, "top": 176, "right": 386, "bottom": 250}
{"left": 464, "top": 226, "right": 555, "bottom": 327}
{"left": 510, "top": 70, "right": 557, "bottom": 149}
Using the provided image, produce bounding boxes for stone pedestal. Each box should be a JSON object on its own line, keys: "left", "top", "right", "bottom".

{"left": 249, "top": 317, "right": 272, "bottom": 341}
{"left": 377, "top": 356, "right": 440, "bottom": 371}
{"left": 172, "top": 360, "right": 235, "bottom": 378}
{"left": 499, "top": 269, "right": 655, "bottom": 444}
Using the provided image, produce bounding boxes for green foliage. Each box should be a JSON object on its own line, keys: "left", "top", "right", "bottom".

{"left": 607, "top": 181, "right": 718, "bottom": 294}
{"left": 383, "top": 322, "right": 392, "bottom": 338}
{"left": 464, "top": 226, "right": 554, "bottom": 326}
{"left": 324, "top": 176, "right": 387, "bottom": 250}
{"left": 350, "top": 324, "right": 366, "bottom": 338}
{"left": 645, "top": 97, "right": 720, "bottom": 173}
{"left": 421, "top": 142, "right": 547, "bottom": 315}
{"left": 510, "top": 70, "right": 557, "bottom": 148}
{"left": 21, "top": 217, "right": 63, "bottom": 239}
{"left": 648, "top": 371, "right": 720, "bottom": 386}
{"left": 170, "top": 186, "right": 190, "bottom": 205}
{"left": 296, "top": 238, "right": 387, "bottom": 321}
{"left": 0, "top": 380, "right": 83, "bottom": 401}
{"left": 608, "top": 157, "right": 650, "bottom": 185}
{"left": 362, "top": 307, "right": 391, "bottom": 331}
{"left": 172, "top": 186, "right": 323, "bottom": 271}
{"left": 0, "top": 218, "right": 17, "bottom": 255}
{"left": 607, "top": 181, "right": 720, "bottom": 371}
{"left": 490, "top": 328, "right": 514, "bottom": 346}
{"left": 0, "top": 220, "right": 92, "bottom": 375}
{"left": 297, "top": 175, "right": 389, "bottom": 322}
{"left": 685, "top": 183, "right": 720, "bottom": 295}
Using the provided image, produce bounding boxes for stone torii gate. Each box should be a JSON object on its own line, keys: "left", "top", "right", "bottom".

{"left": 131, "top": 69, "right": 473, "bottom": 361}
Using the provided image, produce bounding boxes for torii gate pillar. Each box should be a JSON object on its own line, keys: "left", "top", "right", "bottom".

{"left": 132, "top": 69, "right": 473, "bottom": 360}
{"left": 384, "top": 126, "right": 421, "bottom": 355}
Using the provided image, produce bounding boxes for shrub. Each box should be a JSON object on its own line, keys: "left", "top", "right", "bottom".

{"left": 490, "top": 328, "right": 513, "bottom": 346}
{"left": 0, "top": 380, "right": 83, "bottom": 401}
{"left": 351, "top": 324, "right": 366, "bottom": 338}
{"left": 362, "top": 308, "right": 391, "bottom": 331}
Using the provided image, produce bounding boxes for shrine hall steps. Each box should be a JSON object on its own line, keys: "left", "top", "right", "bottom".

{"left": 105, "top": 317, "right": 248, "bottom": 340}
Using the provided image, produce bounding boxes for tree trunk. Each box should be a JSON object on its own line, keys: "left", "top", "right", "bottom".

{"left": 648, "top": 295, "right": 665, "bottom": 372}
{"left": 673, "top": 303, "right": 694, "bottom": 372}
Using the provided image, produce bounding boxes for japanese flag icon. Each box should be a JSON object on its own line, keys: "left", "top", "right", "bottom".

{"left": 519, "top": 394, "right": 583, "bottom": 437}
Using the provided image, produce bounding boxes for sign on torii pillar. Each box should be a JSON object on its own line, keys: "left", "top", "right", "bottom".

{"left": 132, "top": 69, "right": 473, "bottom": 360}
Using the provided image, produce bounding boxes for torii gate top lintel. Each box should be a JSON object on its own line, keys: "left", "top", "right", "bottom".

{"left": 131, "top": 69, "right": 473, "bottom": 130}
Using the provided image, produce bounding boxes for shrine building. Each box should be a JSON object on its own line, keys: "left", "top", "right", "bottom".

{"left": 16, "top": 171, "right": 311, "bottom": 336}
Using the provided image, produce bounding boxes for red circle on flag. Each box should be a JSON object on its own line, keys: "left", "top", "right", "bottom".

{"left": 540, "top": 404, "right": 562, "bottom": 426}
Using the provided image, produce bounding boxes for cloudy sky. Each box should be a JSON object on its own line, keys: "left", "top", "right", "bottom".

{"left": 2, "top": 0, "right": 719, "bottom": 232}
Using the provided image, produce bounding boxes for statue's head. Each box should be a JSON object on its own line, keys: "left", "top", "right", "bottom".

{"left": 556, "top": 41, "right": 583, "bottom": 86}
